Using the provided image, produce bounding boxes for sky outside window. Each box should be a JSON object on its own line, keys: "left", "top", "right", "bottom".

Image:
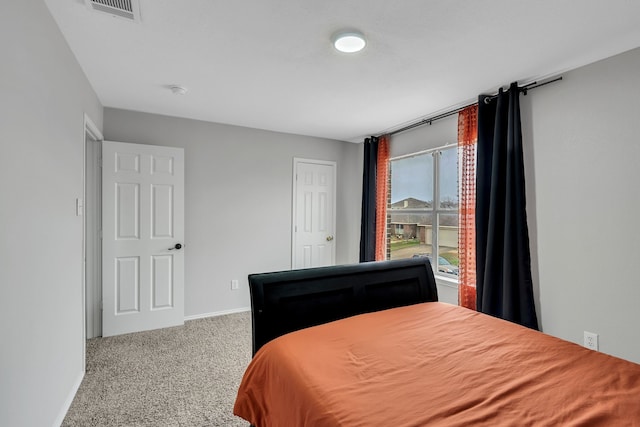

{"left": 391, "top": 154, "right": 433, "bottom": 204}
{"left": 439, "top": 147, "right": 458, "bottom": 208}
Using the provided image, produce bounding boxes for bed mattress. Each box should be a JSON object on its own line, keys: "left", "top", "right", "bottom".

{"left": 234, "top": 302, "right": 640, "bottom": 426}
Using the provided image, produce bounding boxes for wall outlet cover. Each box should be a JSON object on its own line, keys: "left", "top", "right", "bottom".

{"left": 584, "top": 331, "right": 599, "bottom": 351}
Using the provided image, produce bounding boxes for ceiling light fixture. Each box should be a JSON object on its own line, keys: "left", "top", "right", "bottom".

{"left": 332, "top": 31, "right": 366, "bottom": 53}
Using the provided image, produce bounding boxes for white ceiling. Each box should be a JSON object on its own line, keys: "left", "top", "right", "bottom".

{"left": 44, "top": 0, "right": 640, "bottom": 143}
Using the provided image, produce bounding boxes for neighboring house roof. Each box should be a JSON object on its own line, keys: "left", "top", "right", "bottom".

{"left": 390, "top": 197, "right": 431, "bottom": 209}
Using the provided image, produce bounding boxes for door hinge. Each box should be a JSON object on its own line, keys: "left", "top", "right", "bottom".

{"left": 100, "top": 300, "right": 103, "bottom": 310}
{"left": 98, "top": 156, "right": 103, "bottom": 167}
{"left": 98, "top": 229, "right": 103, "bottom": 239}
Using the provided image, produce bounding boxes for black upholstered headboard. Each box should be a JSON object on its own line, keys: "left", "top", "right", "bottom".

{"left": 248, "top": 258, "right": 438, "bottom": 355}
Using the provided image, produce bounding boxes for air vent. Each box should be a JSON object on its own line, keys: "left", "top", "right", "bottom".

{"left": 85, "top": 0, "right": 140, "bottom": 21}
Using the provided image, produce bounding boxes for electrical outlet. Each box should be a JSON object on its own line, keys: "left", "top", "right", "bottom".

{"left": 231, "top": 279, "right": 239, "bottom": 290}
{"left": 584, "top": 331, "right": 599, "bottom": 351}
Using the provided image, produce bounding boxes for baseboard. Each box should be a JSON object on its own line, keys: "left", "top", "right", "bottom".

{"left": 184, "top": 307, "right": 250, "bottom": 321}
{"left": 53, "top": 369, "right": 84, "bottom": 427}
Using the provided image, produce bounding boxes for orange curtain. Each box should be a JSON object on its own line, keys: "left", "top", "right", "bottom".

{"left": 375, "top": 135, "right": 390, "bottom": 261}
{"left": 458, "top": 106, "right": 478, "bottom": 310}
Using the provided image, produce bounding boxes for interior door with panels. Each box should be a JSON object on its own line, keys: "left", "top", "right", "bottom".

{"left": 293, "top": 159, "right": 336, "bottom": 269}
{"left": 102, "top": 141, "right": 184, "bottom": 337}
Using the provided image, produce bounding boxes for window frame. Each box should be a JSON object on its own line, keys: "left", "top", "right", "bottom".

{"left": 388, "top": 142, "right": 459, "bottom": 281}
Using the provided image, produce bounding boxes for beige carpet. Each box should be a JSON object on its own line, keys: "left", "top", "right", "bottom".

{"left": 63, "top": 312, "right": 252, "bottom": 427}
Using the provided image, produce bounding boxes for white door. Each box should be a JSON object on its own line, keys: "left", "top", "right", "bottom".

{"left": 102, "top": 141, "right": 184, "bottom": 337}
{"left": 292, "top": 159, "right": 336, "bottom": 269}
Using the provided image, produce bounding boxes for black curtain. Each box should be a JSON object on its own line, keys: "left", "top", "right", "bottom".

{"left": 359, "top": 136, "right": 378, "bottom": 262}
{"left": 476, "top": 82, "right": 538, "bottom": 330}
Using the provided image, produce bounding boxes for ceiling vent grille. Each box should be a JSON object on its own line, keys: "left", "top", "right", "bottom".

{"left": 85, "top": 0, "right": 140, "bottom": 21}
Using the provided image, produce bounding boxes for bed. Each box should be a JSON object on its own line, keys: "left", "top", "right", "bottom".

{"left": 234, "top": 258, "right": 640, "bottom": 426}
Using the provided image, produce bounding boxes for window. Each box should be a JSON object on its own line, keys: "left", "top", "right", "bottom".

{"left": 388, "top": 145, "right": 459, "bottom": 279}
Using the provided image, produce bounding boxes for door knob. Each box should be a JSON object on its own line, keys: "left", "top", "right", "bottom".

{"left": 326, "top": 236, "right": 334, "bottom": 242}
{"left": 169, "top": 243, "right": 183, "bottom": 250}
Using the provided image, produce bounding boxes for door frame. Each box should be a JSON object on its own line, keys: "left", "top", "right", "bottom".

{"left": 82, "top": 113, "right": 103, "bottom": 367}
{"left": 291, "top": 158, "right": 337, "bottom": 269}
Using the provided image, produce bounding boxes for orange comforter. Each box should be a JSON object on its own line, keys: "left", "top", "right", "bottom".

{"left": 234, "top": 302, "right": 640, "bottom": 426}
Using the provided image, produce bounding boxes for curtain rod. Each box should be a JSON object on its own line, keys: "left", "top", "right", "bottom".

{"left": 382, "top": 76, "right": 563, "bottom": 137}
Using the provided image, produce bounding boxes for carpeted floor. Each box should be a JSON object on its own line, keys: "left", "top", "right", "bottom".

{"left": 62, "top": 312, "right": 252, "bottom": 427}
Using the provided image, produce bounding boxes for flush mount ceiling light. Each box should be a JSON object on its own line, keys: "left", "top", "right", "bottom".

{"left": 332, "top": 31, "right": 366, "bottom": 53}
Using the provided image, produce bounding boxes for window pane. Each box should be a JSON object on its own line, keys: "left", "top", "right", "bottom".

{"left": 389, "top": 153, "right": 434, "bottom": 261}
{"left": 390, "top": 153, "right": 433, "bottom": 206}
{"left": 388, "top": 148, "right": 459, "bottom": 281}
{"left": 439, "top": 147, "right": 458, "bottom": 210}
{"left": 389, "top": 213, "right": 434, "bottom": 260}
{"left": 437, "top": 213, "right": 459, "bottom": 277}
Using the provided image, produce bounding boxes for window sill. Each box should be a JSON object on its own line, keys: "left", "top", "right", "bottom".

{"left": 434, "top": 275, "right": 459, "bottom": 289}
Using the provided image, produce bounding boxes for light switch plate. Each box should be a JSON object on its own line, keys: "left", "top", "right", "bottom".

{"left": 76, "top": 198, "right": 84, "bottom": 216}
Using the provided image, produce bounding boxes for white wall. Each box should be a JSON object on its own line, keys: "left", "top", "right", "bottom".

{"left": 522, "top": 47, "right": 640, "bottom": 363}
{"left": 103, "top": 109, "right": 362, "bottom": 317}
{"left": 0, "top": 2, "right": 103, "bottom": 426}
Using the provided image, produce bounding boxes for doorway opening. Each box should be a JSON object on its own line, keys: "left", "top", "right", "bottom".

{"left": 84, "top": 115, "right": 103, "bottom": 345}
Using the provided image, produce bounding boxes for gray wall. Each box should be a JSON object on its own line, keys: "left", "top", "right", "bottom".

{"left": 390, "top": 48, "right": 640, "bottom": 363}
{"left": 0, "top": 2, "right": 103, "bottom": 426}
{"left": 104, "top": 109, "right": 362, "bottom": 317}
{"left": 522, "top": 47, "right": 640, "bottom": 363}
{"left": 390, "top": 115, "right": 458, "bottom": 159}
